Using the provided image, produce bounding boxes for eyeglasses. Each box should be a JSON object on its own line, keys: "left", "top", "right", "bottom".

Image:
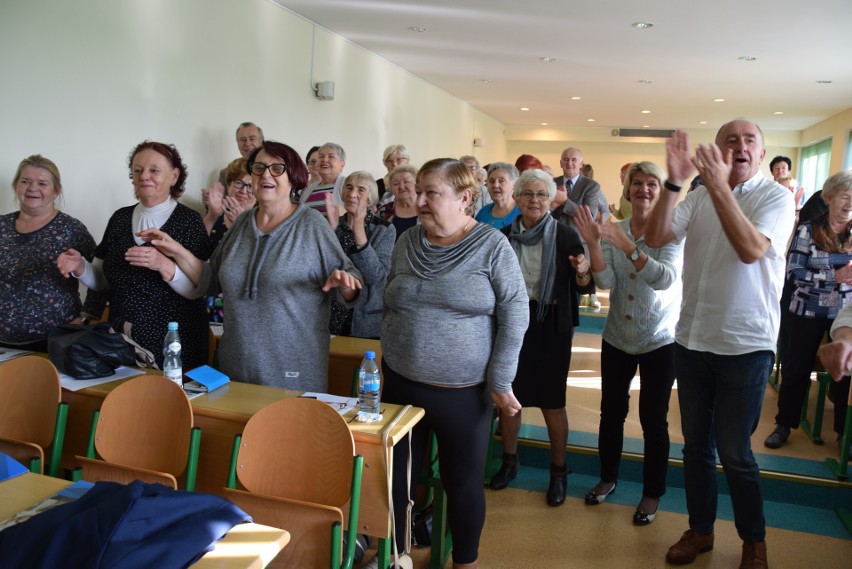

{"left": 519, "top": 191, "right": 550, "bottom": 201}
{"left": 249, "top": 162, "right": 286, "bottom": 177}
{"left": 232, "top": 180, "right": 251, "bottom": 190}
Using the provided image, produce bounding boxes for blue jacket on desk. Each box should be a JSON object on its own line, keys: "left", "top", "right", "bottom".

{"left": 0, "top": 480, "right": 250, "bottom": 568}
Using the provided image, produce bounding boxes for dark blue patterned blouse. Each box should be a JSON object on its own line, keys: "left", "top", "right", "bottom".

{"left": 0, "top": 211, "right": 95, "bottom": 343}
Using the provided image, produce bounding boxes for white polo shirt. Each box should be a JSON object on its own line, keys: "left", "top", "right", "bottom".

{"left": 671, "top": 171, "right": 794, "bottom": 355}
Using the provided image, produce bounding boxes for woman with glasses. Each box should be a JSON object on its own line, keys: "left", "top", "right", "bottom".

{"left": 206, "top": 157, "right": 255, "bottom": 250}
{"left": 488, "top": 168, "right": 592, "bottom": 508}
{"left": 133, "top": 141, "right": 362, "bottom": 392}
{"left": 57, "top": 141, "right": 211, "bottom": 369}
{"left": 574, "top": 161, "right": 682, "bottom": 525}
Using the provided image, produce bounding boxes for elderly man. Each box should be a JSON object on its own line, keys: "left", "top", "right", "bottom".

{"left": 203, "top": 122, "right": 264, "bottom": 234}
{"left": 299, "top": 142, "right": 346, "bottom": 214}
{"left": 647, "top": 121, "right": 794, "bottom": 569}
{"left": 553, "top": 146, "right": 608, "bottom": 308}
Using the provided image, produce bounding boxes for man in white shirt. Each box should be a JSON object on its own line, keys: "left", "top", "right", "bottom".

{"left": 646, "top": 120, "right": 794, "bottom": 569}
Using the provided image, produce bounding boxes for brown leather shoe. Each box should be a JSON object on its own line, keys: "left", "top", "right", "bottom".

{"left": 740, "top": 540, "right": 768, "bottom": 569}
{"left": 665, "top": 529, "right": 714, "bottom": 564}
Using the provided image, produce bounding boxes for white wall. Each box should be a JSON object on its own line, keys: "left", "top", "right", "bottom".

{"left": 0, "top": 0, "right": 506, "bottom": 239}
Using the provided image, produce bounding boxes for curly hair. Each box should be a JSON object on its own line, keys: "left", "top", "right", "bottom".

{"left": 128, "top": 141, "right": 188, "bottom": 199}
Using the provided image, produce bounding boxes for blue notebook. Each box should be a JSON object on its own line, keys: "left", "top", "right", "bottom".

{"left": 184, "top": 365, "right": 230, "bottom": 394}
{"left": 0, "top": 452, "right": 29, "bottom": 482}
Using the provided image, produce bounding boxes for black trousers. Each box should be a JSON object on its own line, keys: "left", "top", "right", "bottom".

{"left": 382, "top": 361, "right": 492, "bottom": 564}
{"left": 777, "top": 313, "right": 833, "bottom": 428}
{"left": 598, "top": 340, "right": 676, "bottom": 498}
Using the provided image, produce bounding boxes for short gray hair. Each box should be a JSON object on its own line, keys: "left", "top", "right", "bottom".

{"left": 487, "top": 162, "right": 519, "bottom": 181}
{"left": 320, "top": 142, "right": 346, "bottom": 162}
{"left": 513, "top": 169, "right": 557, "bottom": 200}
{"left": 343, "top": 171, "right": 379, "bottom": 206}
{"left": 383, "top": 144, "right": 410, "bottom": 162}
{"left": 821, "top": 169, "right": 852, "bottom": 202}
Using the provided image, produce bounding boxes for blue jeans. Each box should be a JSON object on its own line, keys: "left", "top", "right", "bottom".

{"left": 674, "top": 344, "right": 773, "bottom": 542}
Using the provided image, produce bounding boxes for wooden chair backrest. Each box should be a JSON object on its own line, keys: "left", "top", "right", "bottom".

{"left": 95, "top": 375, "right": 193, "bottom": 476}
{"left": 0, "top": 356, "right": 61, "bottom": 447}
{"left": 236, "top": 398, "right": 355, "bottom": 507}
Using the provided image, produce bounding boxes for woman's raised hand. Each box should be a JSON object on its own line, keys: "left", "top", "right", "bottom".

{"left": 574, "top": 204, "right": 601, "bottom": 243}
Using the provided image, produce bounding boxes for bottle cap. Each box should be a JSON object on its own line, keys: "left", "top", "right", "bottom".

{"left": 168, "top": 322, "right": 179, "bottom": 331}
{"left": 365, "top": 350, "right": 376, "bottom": 359}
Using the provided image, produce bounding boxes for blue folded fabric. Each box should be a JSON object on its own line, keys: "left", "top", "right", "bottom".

{"left": 0, "top": 480, "right": 251, "bottom": 568}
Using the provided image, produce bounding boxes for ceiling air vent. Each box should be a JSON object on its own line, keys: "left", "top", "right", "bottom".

{"left": 612, "top": 128, "right": 674, "bottom": 138}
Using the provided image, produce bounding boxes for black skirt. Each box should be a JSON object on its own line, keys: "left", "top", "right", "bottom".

{"left": 511, "top": 300, "right": 574, "bottom": 409}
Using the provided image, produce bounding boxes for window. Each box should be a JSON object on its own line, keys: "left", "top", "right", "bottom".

{"left": 846, "top": 131, "right": 852, "bottom": 169}
{"left": 799, "top": 138, "right": 832, "bottom": 195}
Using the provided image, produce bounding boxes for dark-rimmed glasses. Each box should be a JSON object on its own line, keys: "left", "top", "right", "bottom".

{"left": 231, "top": 180, "right": 251, "bottom": 190}
{"left": 249, "top": 161, "right": 287, "bottom": 177}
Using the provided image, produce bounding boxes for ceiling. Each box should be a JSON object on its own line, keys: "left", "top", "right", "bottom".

{"left": 272, "top": 0, "right": 852, "bottom": 133}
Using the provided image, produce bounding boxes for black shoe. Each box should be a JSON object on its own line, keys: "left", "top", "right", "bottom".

{"left": 632, "top": 497, "right": 659, "bottom": 526}
{"left": 546, "top": 464, "right": 570, "bottom": 507}
{"left": 488, "top": 456, "right": 519, "bottom": 490}
{"left": 764, "top": 424, "right": 790, "bottom": 449}
{"left": 584, "top": 481, "right": 616, "bottom": 505}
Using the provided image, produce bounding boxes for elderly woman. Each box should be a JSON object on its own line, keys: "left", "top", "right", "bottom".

{"left": 376, "top": 164, "right": 419, "bottom": 240}
{"left": 382, "top": 158, "right": 528, "bottom": 568}
{"left": 487, "top": 169, "right": 592, "bottom": 507}
{"left": 0, "top": 155, "right": 96, "bottom": 352}
{"left": 305, "top": 145, "right": 321, "bottom": 188}
{"left": 375, "top": 144, "right": 410, "bottom": 201}
{"left": 57, "top": 142, "right": 210, "bottom": 369}
{"left": 327, "top": 171, "right": 394, "bottom": 339}
{"left": 206, "top": 157, "right": 255, "bottom": 250}
{"left": 574, "top": 161, "right": 683, "bottom": 525}
{"left": 475, "top": 162, "right": 521, "bottom": 229}
{"left": 135, "top": 141, "right": 361, "bottom": 392}
{"left": 765, "top": 170, "right": 852, "bottom": 450}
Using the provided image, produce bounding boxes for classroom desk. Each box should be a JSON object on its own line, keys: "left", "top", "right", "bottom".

{"left": 60, "top": 379, "right": 423, "bottom": 541}
{"left": 0, "top": 472, "right": 290, "bottom": 569}
{"left": 209, "top": 333, "right": 381, "bottom": 397}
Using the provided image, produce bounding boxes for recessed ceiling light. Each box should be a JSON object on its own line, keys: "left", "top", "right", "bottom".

{"left": 642, "top": 125, "right": 651, "bottom": 128}
{"left": 632, "top": 22, "right": 654, "bottom": 29}
{"left": 570, "top": 96, "right": 581, "bottom": 100}
{"left": 816, "top": 80, "right": 832, "bottom": 84}
{"left": 520, "top": 107, "right": 530, "bottom": 111}
{"left": 738, "top": 56, "right": 757, "bottom": 61}
{"left": 638, "top": 79, "right": 653, "bottom": 84}
{"left": 540, "top": 122, "right": 549, "bottom": 126}
{"left": 773, "top": 111, "right": 784, "bottom": 115}
{"left": 540, "top": 57, "right": 557, "bottom": 62}
{"left": 641, "top": 110, "right": 651, "bottom": 114}
{"left": 587, "top": 118, "right": 596, "bottom": 122}
{"left": 699, "top": 121, "right": 708, "bottom": 125}
{"left": 408, "top": 26, "right": 428, "bottom": 32}
{"left": 480, "top": 79, "right": 493, "bottom": 83}
{"left": 713, "top": 98, "right": 725, "bottom": 102}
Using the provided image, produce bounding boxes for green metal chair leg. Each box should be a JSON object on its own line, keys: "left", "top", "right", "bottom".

{"left": 801, "top": 372, "right": 831, "bottom": 445}
{"left": 825, "top": 396, "right": 852, "bottom": 480}
{"left": 46, "top": 402, "right": 68, "bottom": 478}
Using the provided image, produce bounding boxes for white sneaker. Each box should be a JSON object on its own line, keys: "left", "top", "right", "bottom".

{"left": 589, "top": 294, "right": 602, "bottom": 309}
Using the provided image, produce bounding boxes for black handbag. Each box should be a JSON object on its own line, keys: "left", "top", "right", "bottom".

{"left": 47, "top": 323, "right": 137, "bottom": 379}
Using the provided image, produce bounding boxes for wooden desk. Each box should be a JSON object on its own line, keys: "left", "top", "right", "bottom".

{"left": 61, "top": 380, "right": 423, "bottom": 540}
{"left": 0, "top": 472, "right": 289, "bottom": 569}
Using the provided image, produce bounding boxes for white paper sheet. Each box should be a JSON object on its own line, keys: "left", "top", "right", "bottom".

{"left": 59, "top": 366, "right": 146, "bottom": 391}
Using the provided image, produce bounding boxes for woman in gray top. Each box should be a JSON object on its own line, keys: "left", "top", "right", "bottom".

{"left": 381, "top": 158, "right": 528, "bottom": 568}
{"left": 139, "top": 141, "right": 362, "bottom": 392}
{"left": 574, "top": 161, "right": 683, "bottom": 525}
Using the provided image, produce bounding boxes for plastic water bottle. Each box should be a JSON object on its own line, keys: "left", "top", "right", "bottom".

{"left": 163, "top": 321, "right": 182, "bottom": 386}
{"left": 357, "top": 351, "right": 381, "bottom": 422}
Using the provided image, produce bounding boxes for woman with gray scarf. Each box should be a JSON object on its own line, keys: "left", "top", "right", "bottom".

{"left": 489, "top": 168, "right": 593, "bottom": 507}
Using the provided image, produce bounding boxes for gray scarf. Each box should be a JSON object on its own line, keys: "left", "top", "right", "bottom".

{"left": 508, "top": 214, "right": 557, "bottom": 322}
{"left": 404, "top": 222, "right": 492, "bottom": 279}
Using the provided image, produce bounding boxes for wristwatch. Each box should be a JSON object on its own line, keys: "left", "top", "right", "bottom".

{"left": 627, "top": 248, "right": 641, "bottom": 262}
